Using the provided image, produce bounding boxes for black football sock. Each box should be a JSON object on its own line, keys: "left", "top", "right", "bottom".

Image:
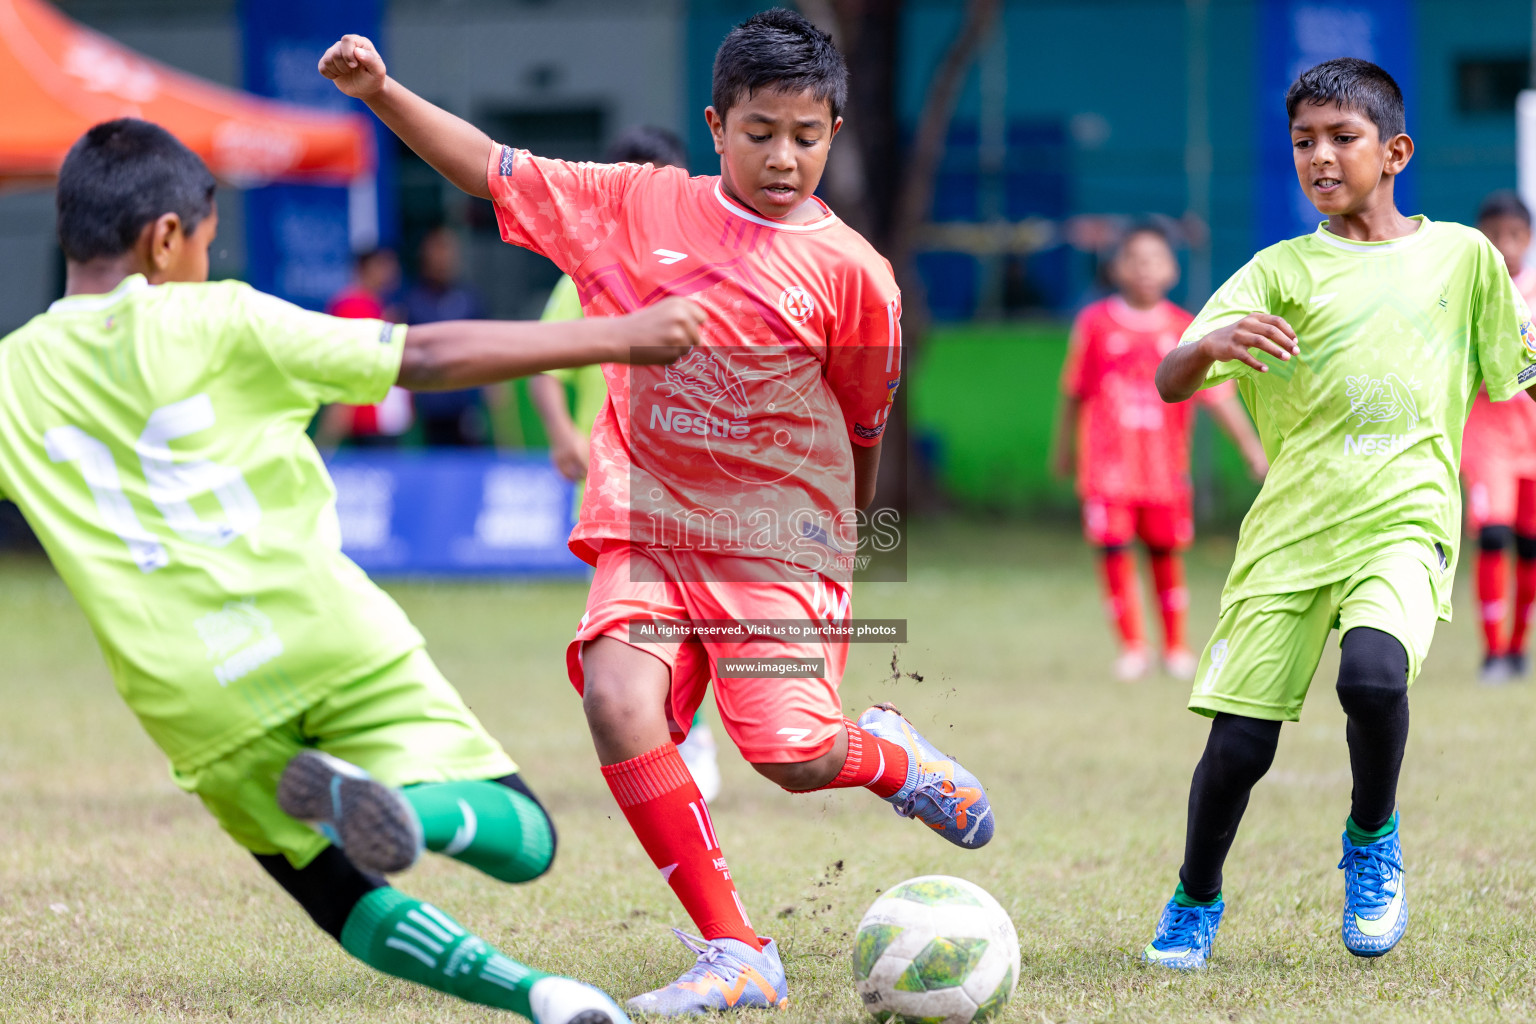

{"left": 1177, "top": 713, "right": 1282, "bottom": 903}
{"left": 1336, "top": 626, "right": 1410, "bottom": 835}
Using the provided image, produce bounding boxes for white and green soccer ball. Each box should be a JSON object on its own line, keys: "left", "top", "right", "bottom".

{"left": 852, "top": 874, "right": 1019, "bottom": 1024}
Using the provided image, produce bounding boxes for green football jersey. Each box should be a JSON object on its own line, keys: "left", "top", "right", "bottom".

{"left": 1185, "top": 217, "right": 1536, "bottom": 618}
{"left": 0, "top": 274, "right": 422, "bottom": 771}
{"left": 539, "top": 274, "right": 606, "bottom": 434}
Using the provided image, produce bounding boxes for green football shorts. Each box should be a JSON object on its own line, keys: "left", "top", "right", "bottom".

{"left": 1189, "top": 550, "right": 1440, "bottom": 722}
{"left": 173, "top": 647, "right": 516, "bottom": 867}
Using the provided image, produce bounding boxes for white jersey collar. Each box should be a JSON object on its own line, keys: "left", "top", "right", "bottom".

{"left": 49, "top": 273, "right": 151, "bottom": 313}
{"left": 1311, "top": 216, "right": 1430, "bottom": 255}
{"left": 712, "top": 181, "right": 837, "bottom": 232}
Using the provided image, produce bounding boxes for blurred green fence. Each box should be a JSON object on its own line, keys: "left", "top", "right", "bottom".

{"left": 910, "top": 323, "right": 1262, "bottom": 527}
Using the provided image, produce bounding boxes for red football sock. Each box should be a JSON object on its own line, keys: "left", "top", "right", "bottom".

{"left": 1511, "top": 551, "right": 1536, "bottom": 654}
{"left": 1099, "top": 548, "right": 1145, "bottom": 649}
{"left": 812, "top": 722, "right": 910, "bottom": 798}
{"left": 1149, "top": 551, "right": 1188, "bottom": 652}
{"left": 602, "top": 744, "right": 760, "bottom": 949}
{"left": 1478, "top": 548, "right": 1509, "bottom": 656}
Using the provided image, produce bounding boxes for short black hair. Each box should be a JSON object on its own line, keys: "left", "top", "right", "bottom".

{"left": 605, "top": 125, "right": 688, "bottom": 169}
{"left": 1117, "top": 219, "right": 1175, "bottom": 256}
{"left": 56, "top": 119, "right": 217, "bottom": 263}
{"left": 1285, "top": 57, "right": 1406, "bottom": 140}
{"left": 1477, "top": 189, "right": 1531, "bottom": 227}
{"left": 711, "top": 7, "right": 847, "bottom": 122}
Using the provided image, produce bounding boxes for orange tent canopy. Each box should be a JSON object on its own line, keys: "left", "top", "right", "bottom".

{"left": 0, "top": 0, "right": 371, "bottom": 184}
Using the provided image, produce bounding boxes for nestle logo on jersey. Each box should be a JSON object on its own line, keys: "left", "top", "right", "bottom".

{"left": 1343, "top": 434, "right": 1411, "bottom": 456}
{"left": 650, "top": 405, "right": 749, "bottom": 439}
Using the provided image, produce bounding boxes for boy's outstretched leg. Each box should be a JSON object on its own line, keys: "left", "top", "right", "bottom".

{"left": 257, "top": 847, "right": 630, "bottom": 1024}
{"left": 1144, "top": 712, "right": 1281, "bottom": 969}
{"left": 581, "top": 637, "right": 787, "bottom": 1016}
{"left": 1335, "top": 626, "right": 1410, "bottom": 956}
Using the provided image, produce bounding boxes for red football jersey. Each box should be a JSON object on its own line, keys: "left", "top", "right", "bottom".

{"left": 487, "top": 146, "right": 902, "bottom": 575}
{"left": 1464, "top": 267, "right": 1536, "bottom": 478}
{"left": 1060, "top": 296, "right": 1230, "bottom": 504}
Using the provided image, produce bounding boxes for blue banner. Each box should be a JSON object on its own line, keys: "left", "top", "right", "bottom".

{"left": 1256, "top": 0, "right": 1415, "bottom": 248}
{"left": 239, "top": 0, "right": 393, "bottom": 309}
{"left": 329, "top": 452, "right": 587, "bottom": 578}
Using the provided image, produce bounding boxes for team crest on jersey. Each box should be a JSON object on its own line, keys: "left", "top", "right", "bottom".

{"left": 778, "top": 285, "right": 816, "bottom": 325}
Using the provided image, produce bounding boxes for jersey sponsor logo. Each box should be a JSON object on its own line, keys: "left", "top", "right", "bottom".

{"left": 1344, "top": 373, "right": 1421, "bottom": 456}
{"left": 194, "top": 598, "right": 285, "bottom": 687}
{"left": 655, "top": 349, "right": 751, "bottom": 417}
{"left": 778, "top": 285, "right": 816, "bottom": 324}
{"left": 650, "top": 404, "right": 750, "bottom": 440}
{"left": 1343, "top": 434, "right": 1412, "bottom": 457}
{"left": 653, "top": 248, "right": 688, "bottom": 265}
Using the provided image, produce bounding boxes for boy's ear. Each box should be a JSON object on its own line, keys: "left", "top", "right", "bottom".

{"left": 145, "top": 212, "right": 184, "bottom": 273}
{"left": 705, "top": 105, "right": 726, "bottom": 155}
{"left": 1384, "top": 133, "right": 1414, "bottom": 176}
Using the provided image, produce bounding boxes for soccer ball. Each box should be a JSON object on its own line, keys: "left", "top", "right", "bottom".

{"left": 852, "top": 874, "right": 1019, "bottom": 1024}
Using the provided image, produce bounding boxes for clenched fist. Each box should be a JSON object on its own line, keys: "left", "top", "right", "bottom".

{"left": 318, "top": 34, "right": 388, "bottom": 99}
{"left": 608, "top": 298, "right": 708, "bottom": 365}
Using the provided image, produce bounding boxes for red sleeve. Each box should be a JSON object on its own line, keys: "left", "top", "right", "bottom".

{"left": 485, "top": 144, "right": 646, "bottom": 274}
{"left": 1060, "top": 309, "right": 1097, "bottom": 399}
{"left": 825, "top": 291, "right": 903, "bottom": 448}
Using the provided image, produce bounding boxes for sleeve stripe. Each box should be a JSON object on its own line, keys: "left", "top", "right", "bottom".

{"left": 885, "top": 299, "right": 901, "bottom": 373}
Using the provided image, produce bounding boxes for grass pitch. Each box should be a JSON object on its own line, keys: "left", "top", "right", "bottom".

{"left": 3, "top": 522, "right": 1535, "bottom": 1023}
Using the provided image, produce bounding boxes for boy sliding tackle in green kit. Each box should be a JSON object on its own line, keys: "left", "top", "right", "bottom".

{"left": 0, "top": 119, "right": 703, "bottom": 1023}
{"left": 1143, "top": 58, "right": 1536, "bottom": 967}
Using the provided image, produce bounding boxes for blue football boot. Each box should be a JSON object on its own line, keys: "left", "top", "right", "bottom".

{"left": 626, "top": 930, "right": 788, "bottom": 1015}
{"left": 1339, "top": 813, "right": 1407, "bottom": 957}
{"left": 857, "top": 703, "right": 993, "bottom": 848}
{"left": 1143, "top": 895, "right": 1225, "bottom": 969}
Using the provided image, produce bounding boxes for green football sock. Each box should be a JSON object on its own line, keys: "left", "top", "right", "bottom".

{"left": 691, "top": 708, "right": 704, "bottom": 728}
{"left": 402, "top": 780, "right": 554, "bottom": 883}
{"left": 1173, "top": 882, "right": 1221, "bottom": 907}
{"left": 342, "top": 887, "right": 545, "bottom": 1018}
{"left": 1345, "top": 812, "right": 1397, "bottom": 847}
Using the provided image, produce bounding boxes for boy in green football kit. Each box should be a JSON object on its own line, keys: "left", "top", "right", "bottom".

{"left": 1142, "top": 58, "right": 1536, "bottom": 968}
{"left": 0, "top": 119, "right": 704, "bottom": 1023}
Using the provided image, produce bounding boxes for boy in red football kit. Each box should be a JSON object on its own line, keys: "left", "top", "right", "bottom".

{"left": 320, "top": 8, "right": 993, "bottom": 1015}
{"left": 1461, "top": 191, "right": 1536, "bottom": 682}
{"left": 1054, "top": 226, "right": 1268, "bottom": 682}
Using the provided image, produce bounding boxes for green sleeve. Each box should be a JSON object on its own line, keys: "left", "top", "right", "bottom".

{"left": 1180, "top": 256, "right": 1272, "bottom": 388}
{"left": 1472, "top": 239, "right": 1536, "bottom": 402}
{"left": 539, "top": 276, "right": 586, "bottom": 386}
{"left": 233, "top": 284, "right": 406, "bottom": 407}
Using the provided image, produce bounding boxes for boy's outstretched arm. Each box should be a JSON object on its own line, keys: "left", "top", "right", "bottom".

{"left": 1205, "top": 395, "right": 1269, "bottom": 481}
{"left": 319, "top": 35, "right": 493, "bottom": 200}
{"left": 1155, "top": 314, "right": 1298, "bottom": 403}
{"left": 399, "top": 298, "right": 704, "bottom": 391}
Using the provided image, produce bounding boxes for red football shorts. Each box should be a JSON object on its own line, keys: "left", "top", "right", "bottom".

{"left": 566, "top": 542, "right": 851, "bottom": 763}
{"left": 1082, "top": 496, "right": 1193, "bottom": 551}
{"left": 1463, "top": 456, "right": 1536, "bottom": 535}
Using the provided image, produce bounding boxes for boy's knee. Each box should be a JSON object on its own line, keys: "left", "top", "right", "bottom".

{"left": 1336, "top": 627, "right": 1409, "bottom": 714}
{"left": 752, "top": 750, "right": 841, "bottom": 792}
{"left": 1204, "top": 713, "right": 1281, "bottom": 786}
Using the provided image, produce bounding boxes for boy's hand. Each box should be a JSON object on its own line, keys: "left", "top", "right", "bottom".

{"left": 318, "top": 34, "right": 388, "bottom": 99}
{"left": 609, "top": 299, "right": 706, "bottom": 364}
{"left": 550, "top": 431, "right": 591, "bottom": 483}
{"left": 1197, "top": 314, "right": 1298, "bottom": 373}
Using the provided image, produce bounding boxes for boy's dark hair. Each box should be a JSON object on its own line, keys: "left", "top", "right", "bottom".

{"left": 1477, "top": 189, "right": 1532, "bottom": 227}
{"left": 56, "top": 119, "right": 217, "bottom": 263}
{"left": 1285, "top": 57, "right": 1405, "bottom": 140}
{"left": 605, "top": 125, "right": 688, "bottom": 169}
{"left": 1117, "top": 220, "right": 1174, "bottom": 257}
{"left": 711, "top": 7, "right": 847, "bottom": 122}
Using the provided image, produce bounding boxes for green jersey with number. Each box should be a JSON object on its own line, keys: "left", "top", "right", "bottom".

{"left": 0, "top": 275, "right": 421, "bottom": 771}
{"left": 1184, "top": 217, "right": 1536, "bottom": 618}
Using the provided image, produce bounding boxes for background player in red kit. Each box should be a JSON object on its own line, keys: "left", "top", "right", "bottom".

{"left": 1054, "top": 225, "right": 1268, "bottom": 682}
{"left": 1461, "top": 191, "right": 1536, "bottom": 683}
{"left": 321, "top": 8, "right": 993, "bottom": 1015}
